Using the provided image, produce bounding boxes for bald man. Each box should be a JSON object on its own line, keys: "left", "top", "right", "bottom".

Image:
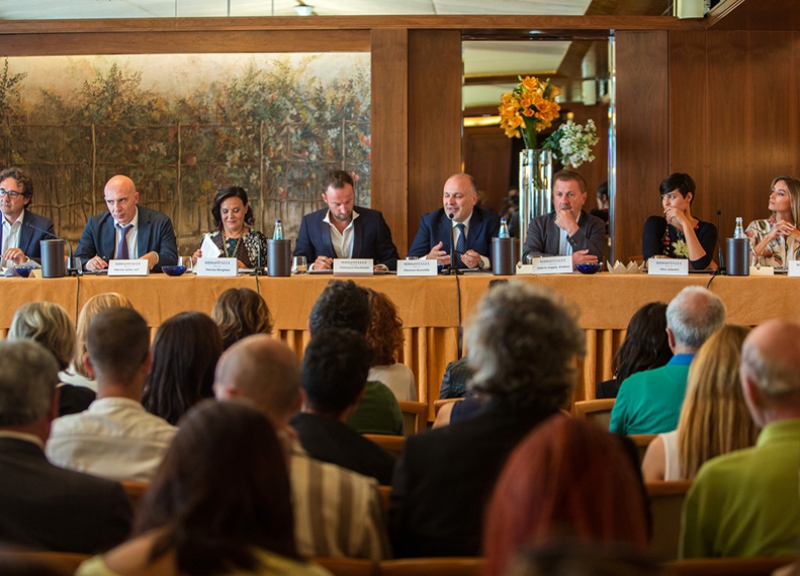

{"left": 75, "top": 175, "right": 178, "bottom": 272}
{"left": 213, "top": 335, "right": 390, "bottom": 561}
{"left": 681, "top": 319, "right": 800, "bottom": 558}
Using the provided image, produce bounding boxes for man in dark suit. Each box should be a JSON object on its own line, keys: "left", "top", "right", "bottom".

{"left": 406, "top": 173, "right": 501, "bottom": 269}
{"left": 0, "top": 339, "right": 132, "bottom": 553}
{"left": 0, "top": 167, "right": 55, "bottom": 266}
{"left": 75, "top": 174, "right": 178, "bottom": 272}
{"left": 389, "top": 283, "right": 586, "bottom": 558}
{"left": 294, "top": 170, "right": 399, "bottom": 270}
{"left": 522, "top": 169, "right": 606, "bottom": 268}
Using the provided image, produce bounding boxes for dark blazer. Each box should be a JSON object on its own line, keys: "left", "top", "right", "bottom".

{"left": 0, "top": 437, "right": 132, "bottom": 553}
{"left": 522, "top": 210, "right": 606, "bottom": 263}
{"left": 388, "top": 399, "right": 556, "bottom": 558}
{"left": 0, "top": 210, "right": 55, "bottom": 264}
{"left": 75, "top": 206, "right": 178, "bottom": 272}
{"left": 293, "top": 206, "right": 400, "bottom": 270}
{"left": 406, "top": 207, "right": 502, "bottom": 261}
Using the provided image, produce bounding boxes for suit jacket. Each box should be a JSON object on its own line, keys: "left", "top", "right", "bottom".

{"left": 293, "top": 206, "right": 399, "bottom": 270}
{"left": 0, "top": 210, "right": 55, "bottom": 264}
{"left": 522, "top": 210, "right": 606, "bottom": 264}
{"left": 406, "top": 207, "right": 502, "bottom": 261}
{"left": 0, "top": 437, "right": 132, "bottom": 553}
{"left": 388, "top": 399, "right": 556, "bottom": 558}
{"left": 75, "top": 206, "right": 178, "bottom": 272}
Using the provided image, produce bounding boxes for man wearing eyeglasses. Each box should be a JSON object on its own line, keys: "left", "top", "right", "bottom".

{"left": 521, "top": 169, "right": 606, "bottom": 269}
{"left": 0, "top": 167, "right": 55, "bottom": 268}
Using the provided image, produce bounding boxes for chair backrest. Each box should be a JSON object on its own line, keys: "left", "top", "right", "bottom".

{"left": 120, "top": 480, "right": 149, "bottom": 513}
{"left": 398, "top": 401, "right": 428, "bottom": 435}
{"left": 312, "top": 556, "right": 377, "bottom": 576}
{"left": 573, "top": 399, "right": 615, "bottom": 429}
{"left": 646, "top": 480, "right": 693, "bottom": 561}
{"left": 363, "top": 434, "right": 406, "bottom": 458}
{"left": 380, "top": 557, "right": 486, "bottom": 576}
{"left": 665, "top": 557, "right": 795, "bottom": 576}
{"left": 0, "top": 551, "right": 91, "bottom": 575}
{"left": 629, "top": 434, "right": 658, "bottom": 463}
{"left": 378, "top": 485, "right": 391, "bottom": 513}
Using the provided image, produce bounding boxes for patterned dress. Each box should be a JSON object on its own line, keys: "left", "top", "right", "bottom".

{"left": 206, "top": 229, "right": 269, "bottom": 269}
{"left": 745, "top": 218, "right": 800, "bottom": 268}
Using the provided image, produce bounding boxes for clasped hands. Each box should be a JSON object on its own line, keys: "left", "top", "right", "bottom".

{"left": 767, "top": 220, "right": 800, "bottom": 241}
{"left": 555, "top": 209, "right": 598, "bottom": 267}
{"left": 425, "top": 241, "right": 482, "bottom": 269}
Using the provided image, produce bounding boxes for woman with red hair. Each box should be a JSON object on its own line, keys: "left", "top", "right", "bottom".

{"left": 483, "top": 416, "right": 649, "bottom": 576}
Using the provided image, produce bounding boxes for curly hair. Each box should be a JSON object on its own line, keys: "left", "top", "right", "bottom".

{"left": 212, "top": 288, "right": 274, "bottom": 350}
{"left": 366, "top": 289, "right": 404, "bottom": 366}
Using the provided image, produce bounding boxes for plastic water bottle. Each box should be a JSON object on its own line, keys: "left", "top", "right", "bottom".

{"left": 273, "top": 219, "right": 284, "bottom": 241}
{"left": 733, "top": 217, "right": 744, "bottom": 239}
{"left": 498, "top": 218, "right": 510, "bottom": 239}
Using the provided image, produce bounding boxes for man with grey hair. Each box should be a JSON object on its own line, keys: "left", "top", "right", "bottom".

{"left": 213, "top": 335, "right": 390, "bottom": 562}
{"left": 0, "top": 339, "right": 132, "bottom": 553}
{"left": 610, "top": 285, "right": 726, "bottom": 435}
{"left": 681, "top": 319, "right": 800, "bottom": 558}
{"left": 389, "top": 282, "right": 585, "bottom": 558}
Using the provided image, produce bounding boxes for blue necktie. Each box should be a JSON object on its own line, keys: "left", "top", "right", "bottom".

{"left": 117, "top": 224, "right": 133, "bottom": 259}
{"left": 455, "top": 223, "right": 467, "bottom": 269}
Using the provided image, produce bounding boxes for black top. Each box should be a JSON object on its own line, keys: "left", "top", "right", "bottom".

{"left": 642, "top": 215, "right": 718, "bottom": 270}
{"left": 596, "top": 378, "right": 621, "bottom": 399}
{"left": 439, "top": 358, "right": 473, "bottom": 400}
{"left": 58, "top": 384, "right": 96, "bottom": 417}
{"left": 291, "top": 412, "right": 395, "bottom": 485}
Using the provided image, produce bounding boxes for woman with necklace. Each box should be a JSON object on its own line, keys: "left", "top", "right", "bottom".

{"left": 642, "top": 172, "right": 717, "bottom": 270}
{"left": 193, "top": 186, "right": 268, "bottom": 269}
{"left": 745, "top": 176, "right": 800, "bottom": 268}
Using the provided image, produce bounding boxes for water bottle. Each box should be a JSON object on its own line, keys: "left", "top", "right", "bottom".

{"left": 273, "top": 219, "right": 284, "bottom": 241}
{"left": 733, "top": 217, "right": 744, "bottom": 239}
{"left": 498, "top": 218, "right": 510, "bottom": 239}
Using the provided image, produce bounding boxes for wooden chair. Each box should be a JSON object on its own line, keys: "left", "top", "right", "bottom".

{"left": 120, "top": 480, "right": 149, "bottom": 513}
{"left": 378, "top": 485, "right": 391, "bottom": 513}
{"left": 311, "top": 557, "right": 377, "bottom": 576}
{"left": 0, "top": 551, "right": 91, "bottom": 575}
{"left": 572, "top": 399, "right": 615, "bottom": 429}
{"left": 646, "top": 480, "right": 693, "bottom": 561}
{"left": 363, "top": 434, "right": 405, "bottom": 458}
{"left": 629, "top": 434, "right": 657, "bottom": 463}
{"left": 380, "top": 557, "right": 485, "bottom": 576}
{"left": 665, "top": 556, "right": 795, "bottom": 576}
{"left": 398, "top": 401, "right": 428, "bottom": 435}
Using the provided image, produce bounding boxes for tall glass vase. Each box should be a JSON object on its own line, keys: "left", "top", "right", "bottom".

{"left": 518, "top": 148, "right": 553, "bottom": 262}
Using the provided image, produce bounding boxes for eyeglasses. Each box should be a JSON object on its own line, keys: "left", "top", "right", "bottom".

{"left": 0, "top": 189, "right": 22, "bottom": 199}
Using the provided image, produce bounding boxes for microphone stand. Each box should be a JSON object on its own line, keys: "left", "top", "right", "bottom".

{"left": 447, "top": 213, "right": 461, "bottom": 276}
{"left": 715, "top": 209, "right": 726, "bottom": 275}
{"left": 25, "top": 222, "right": 78, "bottom": 276}
{"left": 250, "top": 241, "right": 267, "bottom": 276}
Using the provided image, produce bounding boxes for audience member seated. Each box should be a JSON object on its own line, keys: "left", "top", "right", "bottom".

{"left": 745, "top": 175, "right": 800, "bottom": 268}
{"left": 214, "top": 335, "right": 390, "bottom": 561}
{"left": 365, "top": 288, "right": 416, "bottom": 402}
{"left": 309, "top": 279, "right": 402, "bottom": 436}
{"left": 439, "top": 356, "right": 472, "bottom": 399}
{"left": 0, "top": 340, "right": 132, "bottom": 554}
{"left": 610, "top": 286, "right": 726, "bottom": 435}
{"left": 642, "top": 325, "right": 758, "bottom": 481}
{"left": 681, "top": 319, "right": 800, "bottom": 558}
{"left": 75, "top": 401, "right": 330, "bottom": 576}
{"left": 291, "top": 328, "right": 395, "bottom": 485}
{"left": 642, "top": 173, "right": 717, "bottom": 270}
{"left": 141, "top": 312, "right": 223, "bottom": 425}
{"left": 596, "top": 302, "right": 672, "bottom": 399}
{"left": 60, "top": 293, "right": 134, "bottom": 392}
{"left": 212, "top": 287, "right": 274, "bottom": 350}
{"left": 8, "top": 302, "right": 95, "bottom": 416}
{"left": 389, "top": 283, "right": 585, "bottom": 558}
{"left": 46, "top": 308, "right": 177, "bottom": 482}
{"left": 484, "top": 417, "right": 650, "bottom": 576}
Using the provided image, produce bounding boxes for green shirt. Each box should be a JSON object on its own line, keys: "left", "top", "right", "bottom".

{"left": 346, "top": 380, "right": 404, "bottom": 436}
{"left": 608, "top": 354, "right": 692, "bottom": 435}
{"left": 680, "top": 418, "right": 800, "bottom": 558}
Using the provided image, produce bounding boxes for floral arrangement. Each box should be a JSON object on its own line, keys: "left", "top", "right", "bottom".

{"left": 543, "top": 119, "right": 599, "bottom": 168}
{"left": 498, "top": 76, "right": 561, "bottom": 148}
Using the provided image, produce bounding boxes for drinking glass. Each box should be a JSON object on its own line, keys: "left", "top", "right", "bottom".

{"left": 292, "top": 256, "right": 308, "bottom": 274}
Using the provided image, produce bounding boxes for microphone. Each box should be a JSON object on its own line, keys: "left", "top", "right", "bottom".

{"left": 26, "top": 222, "right": 77, "bottom": 275}
{"left": 251, "top": 239, "right": 266, "bottom": 276}
{"left": 715, "top": 209, "right": 726, "bottom": 274}
{"left": 447, "top": 212, "right": 460, "bottom": 275}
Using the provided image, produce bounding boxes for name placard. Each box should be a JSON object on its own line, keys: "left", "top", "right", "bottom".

{"left": 531, "top": 256, "right": 572, "bottom": 275}
{"left": 750, "top": 265, "right": 775, "bottom": 276}
{"left": 647, "top": 258, "right": 689, "bottom": 276}
{"left": 788, "top": 262, "right": 800, "bottom": 277}
{"left": 195, "top": 258, "right": 238, "bottom": 277}
{"left": 517, "top": 264, "right": 533, "bottom": 274}
{"left": 108, "top": 259, "right": 149, "bottom": 276}
{"left": 333, "top": 259, "right": 373, "bottom": 277}
{"left": 397, "top": 259, "right": 438, "bottom": 277}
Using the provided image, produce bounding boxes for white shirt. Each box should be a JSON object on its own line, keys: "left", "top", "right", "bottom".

{"left": 323, "top": 209, "right": 360, "bottom": 259}
{"left": 46, "top": 396, "right": 177, "bottom": 482}
{"left": 113, "top": 208, "right": 139, "bottom": 259}
{"left": 451, "top": 212, "right": 490, "bottom": 269}
{"left": 661, "top": 429, "right": 682, "bottom": 481}
{"left": 1, "top": 210, "right": 24, "bottom": 267}
{"left": 368, "top": 364, "right": 417, "bottom": 402}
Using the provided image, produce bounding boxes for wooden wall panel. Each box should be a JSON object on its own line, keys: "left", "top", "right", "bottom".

{"left": 462, "top": 126, "right": 512, "bottom": 213}
{"left": 371, "top": 28, "right": 409, "bottom": 253}
{"left": 406, "top": 29, "right": 462, "bottom": 253}
{"left": 614, "top": 31, "right": 669, "bottom": 263}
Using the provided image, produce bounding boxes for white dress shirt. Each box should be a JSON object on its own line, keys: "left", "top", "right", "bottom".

{"left": 323, "top": 209, "right": 360, "bottom": 259}
{"left": 114, "top": 208, "right": 139, "bottom": 259}
{"left": 1, "top": 210, "right": 24, "bottom": 267}
{"left": 451, "top": 212, "right": 490, "bottom": 269}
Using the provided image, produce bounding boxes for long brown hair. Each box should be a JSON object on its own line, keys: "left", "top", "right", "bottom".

{"left": 676, "top": 324, "right": 759, "bottom": 479}
{"left": 366, "top": 288, "right": 404, "bottom": 366}
{"left": 212, "top": 287, "right": 273, "bottom": 349}
{"left": 770, "top": 176, "right": 800, "bottom": 225}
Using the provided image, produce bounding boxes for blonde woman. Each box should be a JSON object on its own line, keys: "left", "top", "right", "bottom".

{"left": 745, "top": 176, "right": 800, "bottom": 268}
{"left": 642, "top": 325, "right": 759, "bottom": 481}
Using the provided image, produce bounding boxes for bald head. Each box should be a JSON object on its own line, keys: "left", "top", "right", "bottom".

{"left": 104, "top": 175, "right": 139, "bottom": 226}
{"left": 666, "top": 286, "right": 726, "bottom": 350}
{"left": 741, "top": 319, "right": 800, "bottom": 401}
{"left": 213, "top": 335, "right": 302, "bottom": 428}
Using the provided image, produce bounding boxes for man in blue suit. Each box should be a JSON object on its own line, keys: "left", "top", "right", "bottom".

{"left": 0, "top": 167, "right": 56, "bottom": 267}
{"left": 293, "top": 170, "right": 399, "bottom": 270}
{"left": 407, "top": 173, "right": 501, "bottom": 269}
{"left": 75, "top": 175, "right": 178, "bottom": 272}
